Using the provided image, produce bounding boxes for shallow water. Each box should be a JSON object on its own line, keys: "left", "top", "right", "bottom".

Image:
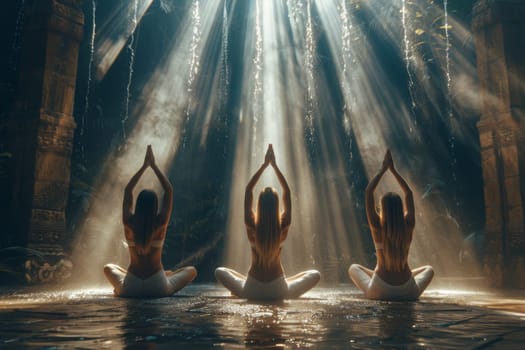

{"left": 0, "top": 284, "right": 524, "bottom": 349}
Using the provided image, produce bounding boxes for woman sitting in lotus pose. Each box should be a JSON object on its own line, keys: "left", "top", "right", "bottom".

{"left": 215, "top": 144, "right": 320, "bottom": 300}
{"left": 104, "top": 145, "right": 197, "bottom": 297}
{"left": 348, "top": 150, "right": 434, "bottom": 300}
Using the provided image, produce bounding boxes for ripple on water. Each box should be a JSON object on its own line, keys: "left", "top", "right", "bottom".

{"left": 0, "top": 285, "right": 524, "bottom": 348}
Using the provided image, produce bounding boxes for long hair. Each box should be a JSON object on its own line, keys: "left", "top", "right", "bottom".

{"left": 380, "top": 192, "right": 410, "bottom": 272}
{"left": 133, "top": 189, "right": 158, "bottom": 252}
{"left": 254, "top": 187, "right": 281, "bottom": 268}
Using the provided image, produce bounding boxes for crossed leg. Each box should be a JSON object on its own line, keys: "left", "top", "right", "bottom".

{"left": 286, "top": 270, "right": 321, "bottom": 298}
{"left": 103, "top": 263, "right": 127, "bottom": 296}
{"left": 412, "top": 265, "right": 434, "bottom": 295}
{"left": 348, "top": 264, "right": 374, "bottom": 295}
{"left": 215, "top": 267, "right": 246, "bottom": 297}
{"left": 165, "top": 266, "right": 198, "bottom": 294}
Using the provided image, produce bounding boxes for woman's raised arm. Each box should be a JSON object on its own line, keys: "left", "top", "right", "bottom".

{"left": 365, "top": 151, "right": 390, "bottom": 231}
{"left": 389, "top": 155, "right": 415, "bottom": 229}
{"left": 269, "top": 146, "right": 291, "bottom": 229}
{"left": 123, "top": 148, "right": 150, "bottom": 225}
{"left": 244, "top": 149, "right": 270, "bottom": 228}
{"left": 147, "top": 146, "right": 173, "bottom": 227}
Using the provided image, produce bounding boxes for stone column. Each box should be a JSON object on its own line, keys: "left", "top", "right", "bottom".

{"left": 473, "top": 0, "right": 525, "bottom": 288}
{"left": 8, "top": 0, "right": 83, "bottom": 282}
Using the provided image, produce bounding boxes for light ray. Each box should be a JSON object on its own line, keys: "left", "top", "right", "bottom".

{"left": 69, "top": 0, "right": 492, "bottom": 286}
{"left": 224, "top": 0, "right": 318, "bottom": 274}
{"left": 315, "top": 0, "right": 483, "bottom": 277}
{"left": 72, "top": 0, "right": 224, "bottom": 283}
{"left": 223, "top": 0, "right": 362, "bottom": 280}
{"left": 93, "top": 0, "right": 154, "bottom": 81}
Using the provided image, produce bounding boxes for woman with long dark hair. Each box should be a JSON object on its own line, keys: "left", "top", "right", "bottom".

{"left": 104, "top": 145, "right": 197, "bottom": 297}
{"left": 215, "top": 145, "right": 320, "bottom": 300}
{"left": 348, "top": 150, "right": 434, "bottom": 300}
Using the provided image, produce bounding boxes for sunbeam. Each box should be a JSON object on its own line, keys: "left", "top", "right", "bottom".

{"left": 94, "top": 0, "right": 154, "bottom": 81}
{"left": 223, "top": 0, "right": 364, "bottom": 281}
{"left": 72, "top": 0, "right": 224, "bottom": 283}
{"left": 224, "top": 0, "right": 320, "bottom": 276}
{"left": 70, "top": 0, "right": 488, "bottom": 285}
{"left": 315, "top": 0, "right": 483, "bottom": 277}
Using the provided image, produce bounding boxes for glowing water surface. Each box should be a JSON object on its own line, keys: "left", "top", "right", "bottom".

{"left": 0, "top": 285, "right": 524, "bottom": 348}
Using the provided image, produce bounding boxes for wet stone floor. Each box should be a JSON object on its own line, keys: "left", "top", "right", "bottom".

{"left": 0, "top": 284, "right": 524, "bottom": 349}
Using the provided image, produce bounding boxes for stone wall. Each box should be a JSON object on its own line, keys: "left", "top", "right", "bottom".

{"left": 473, "top": 0, "right": 525, "bottom": 288}
{"left": 6, "top": 0, "right": 83, "bottom": 282}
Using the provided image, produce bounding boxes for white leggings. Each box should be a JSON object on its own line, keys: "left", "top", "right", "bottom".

{"left": 348, "top": 264, "right": 434, "bottom": 301}
{"left": 215, "top": 267, "right": 321, "bottom": 301}
{"left": 104, "top": 264, "right": 197, "bottom": 298}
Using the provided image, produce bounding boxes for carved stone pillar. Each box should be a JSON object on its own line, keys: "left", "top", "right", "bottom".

{"left": 8, "top": 0, "right": 83, "bottom": 282}
{"left": 473, "top": 0, "right": 525, "bottom": 288}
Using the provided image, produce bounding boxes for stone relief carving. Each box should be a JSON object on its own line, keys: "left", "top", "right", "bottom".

{"left": 29, "top": 209, "right": 65, "bottom": 243}
{"left": 37, "top": 128, "right": 75, "bottom": 153}
{"left": 30, "top": 230, "right": 62, "bottom": 243}
{"left": 33, "top": 182, "right": 69, "bottom": 209}
{"left": 53, "top": 0, "right": 84, "bottom": 20}
{"left": 24, "top": 257, "right": 73, "bottom": 283}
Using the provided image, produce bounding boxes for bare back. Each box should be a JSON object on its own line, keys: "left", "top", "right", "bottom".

{"left": 244, "top": 145, "right": 291, "bottom": 282}
{"left": 122, "top": 145, "right": 173, "bottom": 279}
{"left": 365, "top": 150, "right": 415, "bottom": 285}
{"left": 125, "top": 216, "right": 167, "bottom": 279}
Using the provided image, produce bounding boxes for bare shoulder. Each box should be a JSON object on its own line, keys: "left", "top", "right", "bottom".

{"left": 246, "top": 222, "right": 256, "bottom": 233}
{"left": 245, "top": 212, "right": 256, "bottom": 230}
{"left": 246, "top": 224, "right": 256, "bottom": 243}
{"left": 369, "top": 224, "right": 382, "bottom": 241}
{"left": 123, "top": 222, "right": 134, "bottom": 240}
{"left": 368, "top": 215, "right": 381, "bottom": 232}
{"left": 152, "top": 213, "right": 169, "bottom": 230}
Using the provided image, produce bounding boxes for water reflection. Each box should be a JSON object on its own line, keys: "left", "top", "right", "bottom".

{"left": 2, "top": 285, "right": 525, "bottom": 348}
{"left": 346, "top": 301, "right": 418, "bottom": 346}
{"left": 376, "top": 302, "right": 416, "bottom": 341}
{"left": 121, "top": 298, "right": 173, "bottom": 349}
{"left": 212, "top": 297, "right": 330, "bottom": 348}
{"left": 244, "top": 306, "right": 286, "bottom": 349}
{"left": 120, "top": 287, "right": 228, "bottom": 347}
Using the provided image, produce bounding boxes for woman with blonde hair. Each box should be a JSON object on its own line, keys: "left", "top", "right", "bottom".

{"left": 348, "top": 150, "right": 434, "bottom": 300}
{"left": 104, "top": 145, "right": 197, "bottom": 297}
{"left": 215, "top": 144, "right": 320, "bottom": 300}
